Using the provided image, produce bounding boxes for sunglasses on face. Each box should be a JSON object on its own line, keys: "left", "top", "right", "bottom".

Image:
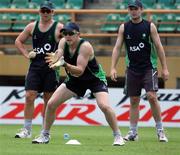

{"left": 63, "top": 31, "right": 77, "bottom": 36}
{"left": 40, "top": 9, "right": 51, "bottom": 14}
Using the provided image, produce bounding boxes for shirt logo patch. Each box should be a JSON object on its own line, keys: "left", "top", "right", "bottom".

{"left": 33, "top": 35, "right": 37, "bottom": 39}
{"left": 126, "top": 35, "right": 131, "bottom": 39}
{"left": 142, "top": 33, "right": 146, "bottom": 39}
{"left": 48, "top": 35, "right": 52, "bottom": 41}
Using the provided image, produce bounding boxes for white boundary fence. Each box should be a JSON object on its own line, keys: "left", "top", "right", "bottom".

{"left": 0, "top": 86, "right": 179, "bottom": 127}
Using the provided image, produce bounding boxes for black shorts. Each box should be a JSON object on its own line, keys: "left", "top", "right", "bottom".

{"left": 65, "top": 78, "right": 108, "bottom": 97}
{"left": 124, "top": 68, "right": 158, "bottom": 96}
{"left": 25, "top": 68, "right": 59, "bottom": 93}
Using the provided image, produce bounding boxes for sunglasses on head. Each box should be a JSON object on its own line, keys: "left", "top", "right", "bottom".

{"left": 63, "top": 31, "right": 77, "bottom": 36}
{"left": 40, "top": 9, "right": 51, "bottom": 14}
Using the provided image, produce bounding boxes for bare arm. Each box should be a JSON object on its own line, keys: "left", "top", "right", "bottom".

{"left": 15, "top": 22, "right": 35, "bottom": 59}
{"left": 110, "top": 24, "right": 124, "bottom": 81}
{"left": 56, "top": 38, "right": 66, "bottom": 58}
{"left": 55, "top": 22, "right": 64, "bottom": 42}
{"left": 150, "top": 23, "right": 169, "bottom": 81}
{"left": 65, "top": 42, "right": 93, "bottom": 77}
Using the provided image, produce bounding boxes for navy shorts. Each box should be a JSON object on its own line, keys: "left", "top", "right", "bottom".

{"left": 25, "top": 68, "right": 59, "bottom": 93}
{"left": 124, "top": 68, "right": 158, "bottom": 96}
{"left": 65, "top": 78, "right": 108, "bottom": 97}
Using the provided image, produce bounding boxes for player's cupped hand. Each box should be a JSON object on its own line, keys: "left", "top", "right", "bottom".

{"left": 45, "top": 52, "right": 59, "bottom": 65}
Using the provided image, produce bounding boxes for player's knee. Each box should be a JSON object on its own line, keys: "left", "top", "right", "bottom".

{"left": 147, "top": 93, "right": 157, "bottom": 104}
{"left": 25, "top": 93, "right": 36, "bottom": 104}
{"left": 130, "top": 97, "right": 140, "bottom": 106}
{"left": 47, "top": 101, "right": 56, "bottom": 111}
{"left": 99, "top": 104, "right": 111, "bottom": 113}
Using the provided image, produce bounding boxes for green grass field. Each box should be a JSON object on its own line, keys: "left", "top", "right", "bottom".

{"left": 0, "top": 125, "right": 179, "bottom": 155}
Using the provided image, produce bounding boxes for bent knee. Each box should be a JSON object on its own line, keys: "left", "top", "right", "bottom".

{"left": 99, "top": 104, "right": 112, "bottom": 113}
{"left": 47, "top": 100, "right": 57, "bottom": 111}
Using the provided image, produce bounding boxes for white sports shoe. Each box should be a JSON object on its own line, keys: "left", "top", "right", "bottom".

{"left": 124, "top": 131, "right": 138, "bottom": 141}
{"left": 15, "top": 128, "right": 31, "bottom": 138}
{"left": 32, "top": 134, "right": 50, "bottom": 144}
{"left": 157, "top": 129, "right": 168, "bottom": 142}
{"left": 113, "top": 136, "right": 125, "bottom": 146}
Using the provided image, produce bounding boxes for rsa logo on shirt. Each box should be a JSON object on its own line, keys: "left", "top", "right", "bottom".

{"left": 129, "top": 42, "right": 145, "bottom": 52}
{"left": 34, "top": 43, "right": 52, "bottom": 54}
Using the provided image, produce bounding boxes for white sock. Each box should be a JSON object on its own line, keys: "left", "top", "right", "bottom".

{"left": 41, "top": 129, "right": 50, "bottom": 136}
{"left": 113, "top": 131, "right": 121, "bottom": 137}
{"left": 156, "top": 121, "right": 163, "bottom": 131}
{"left": 130, "top": 123, "right": 138, "bottom": 134}
{"left": 24, "top": 119, "right": 32, "bottom": 132}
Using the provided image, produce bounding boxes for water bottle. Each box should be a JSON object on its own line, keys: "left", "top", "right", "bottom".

{"left": 63, "top": 133, "right": 70, "bottom": 140}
